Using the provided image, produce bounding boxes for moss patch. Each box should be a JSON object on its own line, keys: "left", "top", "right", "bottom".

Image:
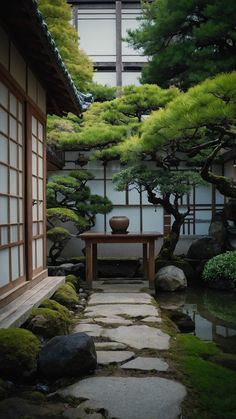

{"left": 39, "top": 299, "right": 71, "bottom": 318}
{"left": 0, "top": 328, "right": 40, "bottom": 379}
{"left": 174, "top": 335, "right": 236, "bottom": 419}
{"left": 65, "top": 274, "right": 80, "bottom": 292}
{"left": 27, "top": 307, "right": 71, "bottom": 338}
{"left": 53, "top": 284, "right": 79, "bottom": 308}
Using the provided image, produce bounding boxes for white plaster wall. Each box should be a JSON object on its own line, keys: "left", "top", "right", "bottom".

{"left": 93, "top": 71, "right": 117, "bottom": 86}
{"left": 122, "top": 72, "right": 141, "bottom": 86}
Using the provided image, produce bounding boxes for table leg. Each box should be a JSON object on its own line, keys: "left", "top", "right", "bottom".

{"left": 148, "top": 239, "right": 155, "bottom": 289}
{"left": 85, "top": 241, "right": 93, "bottom": 288}
{"left": 142, "top": 243, "right": 148, "bottom": 279}
{"left": 92, "top": 243, "right": 97, "bottom": 280}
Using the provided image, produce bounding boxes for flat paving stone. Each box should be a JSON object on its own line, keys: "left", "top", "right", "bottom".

{"left": 61, "top": 377, "right": 186, "bottom": 419}
{"left": 97, "top": 350, "right": 135, "bottom": 365}
{"left": 64, "top": 400, "right": 108, "bottom": 419}
{"left": 95, "top": 342, "right": 127, "bottom": 350}
{"left": 121, "top": 357, "right": 169, "bottom": 372}
{"left": 94, "top": 317, "right": 133, "bottom": 325}
{"left": 72, "top": 323, "right": 103, "bottom": 337}
{"left": 141, "top": 316, "right": 162, "bottom": 323}
{"left": 89, "top": 293, "right": 153, "bottom": 305}
{"left": 93, "top": 282, "right": 148, "bottom": 293}
{"left": 103, "top": 325, "right": 170, "bottom": 350}
{"left": 84, "top": 304, "right": 158, "bottom": 319}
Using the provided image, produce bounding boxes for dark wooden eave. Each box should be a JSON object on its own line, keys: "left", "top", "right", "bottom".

{"left": 0, "top": 0, "right": 87, "bottom": 116}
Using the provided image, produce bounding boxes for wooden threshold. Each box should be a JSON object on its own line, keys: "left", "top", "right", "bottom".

{"left": 0, "top": 276, "right": 65, "bottom": 329}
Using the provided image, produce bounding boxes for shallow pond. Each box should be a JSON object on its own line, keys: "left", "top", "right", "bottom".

{"left": 158, "top": 288, "right": 236, "bottom": 354}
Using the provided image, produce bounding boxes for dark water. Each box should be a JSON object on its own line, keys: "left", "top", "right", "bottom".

{"left": 158, "top": 288, "right": 236, "bottom": 353}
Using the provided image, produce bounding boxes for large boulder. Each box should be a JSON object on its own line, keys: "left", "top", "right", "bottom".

{"left": 155, "top": 266, "right": 187, "bottom": 292}
{"left": 187, "top": 236, "right": 221, "bottom": 260}
{"left": 48, "top": 263, "right": 84, "bottom": 277}
{"left": 208, "top": 211, "right": 226, "bottom": 247}
{"left": 38, "top": 332, "right": 97, "bottom": 379}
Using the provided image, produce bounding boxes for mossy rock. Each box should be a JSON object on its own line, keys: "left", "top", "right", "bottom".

{"left": 0, "top": 328, "right": 40, "bottom": 379}
{"left": 53, "top": 284, "right": 79, "bottom": 308}
{"left": 65, "top": 274, "right": 80, "bottom": 292}
{"left": 67, "top": 256, "right": 85, "bottom": 264}
{"left": 39, "top": 299, "right": 71, "bottom": 318}
{"left": 27, "top": 308, "right": 71, "bottom": 338}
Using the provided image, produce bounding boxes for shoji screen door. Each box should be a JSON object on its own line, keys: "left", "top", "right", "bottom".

{"left": 0, "top": 81, "right": 25, "bottom": 291}
{"left": 31, "top": 113, "right": 46, "bottom": 276}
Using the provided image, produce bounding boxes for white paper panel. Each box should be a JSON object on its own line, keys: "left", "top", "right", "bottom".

{"left": 18, "top": 103, "right": 23, "bottom": 123}
{"left": 10, "top": 225, "right": 18, "bottom": 242}
{"left": 0, "top": 133, "right": 8, "bottom": 163}
{"left": 18, "top": 146, "right": 22, "bottom": 170}
{"left": 0, "top": 82, "right": 8, "bottom": 108}
{"left": 122, "top": 72, "right": 141, "bottom": 86}
{"left": 0, "top": 196, "right": 8, "bottom": 223}
{"left": 38, "top": 179, "right": 43, "bottom": 200}
{"left": 215, "top": 189, "right": 225, "bottom": 205}
{"left": 38, "top": 122, "right": 43, "bottom": 141}
{"left": 38, "top": 156, "right": 43, "bottom": 178}
{"left": 87, "top": 160, "right": 104, "bottom": 179}
{"left": 0, "top": 164, "right": 8, "bottom": 193}
{"left": 19, "top": 225, "right": 23, "bottom": 240}
{"left": 38, "top": 141, "right": 43, "bottom": 157}
{"left": 9, "top": 140, "right": 17, "bottom": 168}
{"left": 39, "top": 221, "right": 43, "bottom": 234}
{"left": 106, "top": 161, "right": 121, "bottom": 178}
{"left": 38, "top": 201, "right": 43, "bottom": 219}
{"left": 9, "top": 116, "right": 17, "bottom": 141}
{"left": 33, "top": 204, "right": 37, "bottom": 221}
{"left": 10, "top": 169, "right": 17, "bottom": 195}
{"left": 18, "top": 123, "right": 23, "bottom": 144}
{"left": 19, "top": 172, "right": 23, "bottom": 196}
{"left": 19, "top": 245, "right": 24, "bottom": 276}
{"left": 10, "top": 197, "right": 18, "bottom": 223}
{"left": 32, "top": 135, "right": 37, "bottom": 152}
{"left": 106, "top": 180, "right": 126, "bottom": 204}
{"left": 19, "top": 199, "right": 23, "bottom": 223}
{"left": 122, "top": 17, "right": 143, "bottom": 56}
{"left": 33, "top": 222, "right": 38, "bottom": 236}
{"left": 87, "top": 179, "right": 104, "bottom": 196}
{"left": 0, "top": 248, "right": 10, "bottom": 285}
{"left": 128, "top": 188, "right": 141, "bottom": 205}
{"left": 36, "top": 238, "right": 43, "bottom": 268}
{"left": 32, "top": 176, "right": 37, "bottom": 199}
{"left": 78, "top": 18, "right": 116, "bottom": 55}
{"left": 1, "top": 226, "right": 9, "bottom": 245}
{"left": 93, "top": 72, "right": 117, "bottom": 87}
{"left": 32, "top": 116, "right": 37, "bottom": 135}
{"left": 90, "top": 213, "right": 105, "bottom": 232}
{"left": 32, "top": 239, "right": 36, "bottom": 270}
{"left": 10, "top": 94, "right": 17, "bottom": 117}
{"left": 0, "top": 108, "right": 8, "bottom": 135}
{"left": 32, "top": 153, "right": 37, "bottom": 175}
{"left": 195, "top": 185, "right": 211, "bottom": 204}
{"left": 142, "top": 206, "right": 163, "bottom": 233}
{"left": 11, "top": 246, "right": 19, "bottom": 280}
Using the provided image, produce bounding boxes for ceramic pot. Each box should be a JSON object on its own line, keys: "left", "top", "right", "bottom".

{"left": 109, "top": 216, "right": 130, "bottom": 234}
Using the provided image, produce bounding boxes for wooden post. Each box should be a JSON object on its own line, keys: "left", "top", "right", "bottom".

{"left": 85, "top": 241, "right": 93, "bottom": 288}
{"left": 148, "top": 239, "right": 155, "bottom": 289}
{"left": 143, "top": 243, "right": 148, "bottom": 279}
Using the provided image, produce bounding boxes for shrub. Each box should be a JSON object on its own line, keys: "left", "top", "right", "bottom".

{"left": 202, "top": 251, "right": 236, "bottom": 289}
{"left": 0, "top": 328, "right": 40, "bottom": 379}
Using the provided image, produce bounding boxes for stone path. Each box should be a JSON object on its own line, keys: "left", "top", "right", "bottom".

{"left": 61, "top": 279, "right": 186, "bottom": 419}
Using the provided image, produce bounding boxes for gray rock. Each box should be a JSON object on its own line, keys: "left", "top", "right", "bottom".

{"left": 38, "top": 332, "right": 97, "bottom": 379}
{"left": 61, "top": 377, "right": 186, "bottom": 419}
{"left": 121, "top": 357, "right": 169, "bottom": 372}
{"left": 95, "top": 342, "right": 127, "bottom": 350}
{"left": 48, "top": 263, "right": 84, "bottom": 277}
{"left": 84, "top": 303, "right": 158, "bottom": 319}
{"left": 97, "top": 350, "right": 134, "bottom": 365}
{"left": 89, "top": 292, "right": 152, "bottom": 305}
{"left": 187, "top": 236, "right": 221, "bottom": 260}
{"left": 155, "top": 266, "right": 187, "bottom": 292}
{"left": 102, "top": 325, "right": 170, "bottom": 350}
{"left": 73, "top": 323, "right": 104, "bottom": 337}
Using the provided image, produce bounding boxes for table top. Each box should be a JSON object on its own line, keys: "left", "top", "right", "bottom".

{"left": 80, "top": 231, "right": 162, "bottom": 240}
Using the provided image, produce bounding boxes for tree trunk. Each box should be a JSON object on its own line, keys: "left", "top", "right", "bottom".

{"left": 159, "top": 215, "right": 185, "bottom": 259}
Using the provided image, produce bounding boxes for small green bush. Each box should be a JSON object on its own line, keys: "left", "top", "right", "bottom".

{"left": 0, "top": 328, "right": 40, "bottom": 379}
{"left": 53, "top": 283, "right": 79, "bottom": 308}
{"left": 202, "top": 251, "right": 236, "bottom": 289}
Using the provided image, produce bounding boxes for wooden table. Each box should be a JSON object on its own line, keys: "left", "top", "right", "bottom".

{"left": 79, "top": 232, "right": 162, "bottom": 289}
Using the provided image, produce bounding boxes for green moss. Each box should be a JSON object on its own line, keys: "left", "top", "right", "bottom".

{"left": 39, "top": 299, "right": 71, "bottom": 318}
{"left": 174, "top": 335, "right": 236, "bottom": 419}
{"left": 53, "top": 284, "right": 79, "bottom": 308}
{"left": 65, "top": 274, "right": 80, "bottom": 292}
{"left": 20, "top": 391, "right": 46, "bottom": 402}
{"left": 0, "top": 328, "right": 40, "bottom": 379}
{"left": 27, "top": 307, "right": 71, "bottom": 338}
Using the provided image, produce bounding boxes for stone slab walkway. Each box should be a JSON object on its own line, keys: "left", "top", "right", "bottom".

{"left": 61, "top": 280, "right": 187, "bottom": 419}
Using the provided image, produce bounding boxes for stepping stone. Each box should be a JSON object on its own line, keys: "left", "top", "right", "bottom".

{"left": 103, "top": 325, "right": 170, "bottom": 350}
{"left": 93, "top": 282, "right": 148, "bottom": 293}
{"left": 121, "top": 357, "right": 169, "bottom": 372}
{"left": 95, "top": 342, "right": 127, "bottom": 350}
{"left": 97, "top": 351, "right": 135, "bottom": 365}
{"left": 73, "top": 323, "right": 103, "bottom": 337}
{"left": 89, "top": 293, "right": 153, "bottom": 305}
{"left": 64, "top": 400, "right": 108, "bottom": 419}
{"left": 141, "top": 316, "right": 162, "bottom": 323}
{"left": 84, "top": 304, "right": 158, "bottom": 319}
{"left": 94, "top": 317, "right": 133, "bottom": 325}
{"left": 61, "top": 377, "right": 186, "bottom": 419}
